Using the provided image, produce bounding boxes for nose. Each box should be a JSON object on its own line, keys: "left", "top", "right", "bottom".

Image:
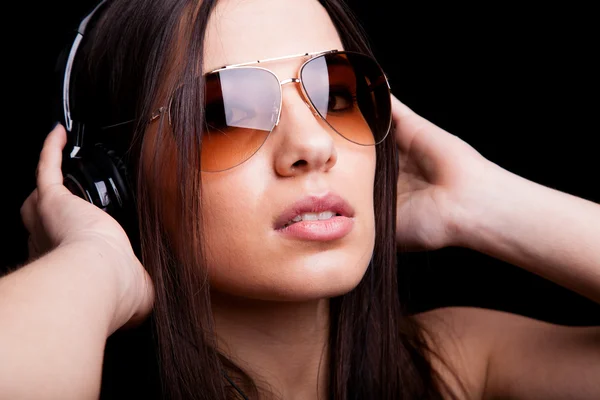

{"left": 272, "top": 85, "right": 338, "bottom": 177}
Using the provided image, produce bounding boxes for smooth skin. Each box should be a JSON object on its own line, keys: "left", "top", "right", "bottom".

{"left": 4, "top": 0, "right": 600, "bottom": 399}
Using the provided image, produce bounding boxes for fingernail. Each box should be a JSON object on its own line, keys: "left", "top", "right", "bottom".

{"left": 51, "top": 121, "right": 61, "bottom": 130}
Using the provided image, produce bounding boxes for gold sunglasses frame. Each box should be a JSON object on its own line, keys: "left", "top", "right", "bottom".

{"left": 149, "top": 49, "right": 392, "bottom": 148}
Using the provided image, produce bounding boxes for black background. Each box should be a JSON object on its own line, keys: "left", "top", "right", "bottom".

{"left": 2, "top": 2, "right": 598, "bottom": 325}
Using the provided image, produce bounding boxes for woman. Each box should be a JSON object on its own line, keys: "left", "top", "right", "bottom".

{"left": 2, "top": 0, "right": 599, "bottom": 398}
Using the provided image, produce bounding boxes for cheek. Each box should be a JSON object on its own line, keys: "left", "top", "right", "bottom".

{"left": 199, "top": 144, "right": 378, "bottom": 301}
{"left": 200, "top": 165, "right": 271, "bottom": 276}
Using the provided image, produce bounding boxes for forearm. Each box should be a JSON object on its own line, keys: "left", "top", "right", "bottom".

{"left": 458, "top": 162, "right": 600, "bottom": 304}
{"left": 0, "top": 244, "right": 117, "bottom": 400}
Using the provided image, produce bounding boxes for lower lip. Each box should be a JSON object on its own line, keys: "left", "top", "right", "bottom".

{"left": 276, "top": 216, "right": 354, "bottom": 241}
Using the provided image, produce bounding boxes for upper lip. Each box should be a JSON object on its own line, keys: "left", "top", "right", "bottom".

{"left": 274, "top": 192, "right": 355, "bottom": 230}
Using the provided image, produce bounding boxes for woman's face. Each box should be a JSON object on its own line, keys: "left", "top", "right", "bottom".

{"left": 164, "top": 0, "right": 377, "bottom": 301}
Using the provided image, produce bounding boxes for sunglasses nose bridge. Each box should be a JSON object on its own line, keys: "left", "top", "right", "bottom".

{"left": 274, "top": 78, "right": 319, "bottom": 127}
{"left": 280, "top": 77, "right": 301, "bottom": 85}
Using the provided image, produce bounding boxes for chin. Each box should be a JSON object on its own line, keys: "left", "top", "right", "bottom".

{"left": 209, "top": 250, "right": 372, "bottom": 302}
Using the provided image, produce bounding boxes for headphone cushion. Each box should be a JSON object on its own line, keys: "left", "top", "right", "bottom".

{"left": 90, "top": 144, "right": 131, "bottom": 208}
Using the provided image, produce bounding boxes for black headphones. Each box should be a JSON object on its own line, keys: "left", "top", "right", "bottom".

{"left": 56, "top": 0, "right": 134, "bottom": 230}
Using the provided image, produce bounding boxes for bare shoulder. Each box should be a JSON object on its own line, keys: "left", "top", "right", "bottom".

{"left": 414, "top": 306, "right": 600, "bottom": 400}
{"left": 413, "top": 306, "right": 498, "bottom": 400}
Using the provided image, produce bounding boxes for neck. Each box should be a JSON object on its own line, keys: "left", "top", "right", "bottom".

{"left": 211, "top": 291, "right": 330, "bottom": 400}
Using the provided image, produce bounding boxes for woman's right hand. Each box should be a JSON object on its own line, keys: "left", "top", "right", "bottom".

{"left": 19, "top": 124, "right": 154, "bottom": 333}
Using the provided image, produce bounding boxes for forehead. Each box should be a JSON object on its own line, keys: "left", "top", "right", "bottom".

{"left": 203, "top": 0, "right": 343, "bottom": 73}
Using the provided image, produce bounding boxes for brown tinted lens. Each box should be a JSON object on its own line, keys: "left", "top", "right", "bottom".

{"left": 202, "top": 68, "right": 281, "bottom": 171}
{"left": 300, "top": 52, "right": 391, "bottom": 145}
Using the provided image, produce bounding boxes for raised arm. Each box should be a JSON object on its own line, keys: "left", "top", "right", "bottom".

{"left": 458, "top": 158, "right": 600, "bottom": 304}
{"left": 0, "top": 125, "right": 153, "bottom": 400}
{"left": 392, "top": 94, "right": 600, "bottom": 303}
{"left": 392, "top": 95, "right": 600, "bottom": 399}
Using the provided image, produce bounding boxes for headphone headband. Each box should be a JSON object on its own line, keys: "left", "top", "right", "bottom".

{"left": 61, "top": 0, "right": 107, "bottom": 157}
{"left": 58, "top": 0, "right": 136, "bottom": 243}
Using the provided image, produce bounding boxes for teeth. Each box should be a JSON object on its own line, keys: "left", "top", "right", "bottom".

{"left": 317, "top": 211, "right": 336, "bottom": 220}
{"left": 285, "top": 211, "right": 337, "bottom": 227}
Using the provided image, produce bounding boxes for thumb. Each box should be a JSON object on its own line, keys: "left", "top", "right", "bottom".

{"left": 36, "top": 124, "right": 70, "bottom": 193}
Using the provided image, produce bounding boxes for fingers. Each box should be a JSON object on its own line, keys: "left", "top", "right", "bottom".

{"left": 390, "top": 94, "right": 454, "bottom": 151}
{"left": 391, "top": 94, "right": 429, "bottom": 134}
{"left": 391, "top": 93, "right": 419, "bottom": 122}
{"left": 36, "top": 124, "right": 68, "bottom": 192}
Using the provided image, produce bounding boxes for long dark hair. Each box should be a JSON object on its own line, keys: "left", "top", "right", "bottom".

{"left": 70, "top": 0, "right": 459, "bottom": 398}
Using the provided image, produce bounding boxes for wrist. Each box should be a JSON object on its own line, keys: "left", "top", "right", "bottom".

{"left": 55, "top": 240, "right": 141, "bottom": 334}
{"left": 447, "top": 160, "right": 514, "bottom": 251}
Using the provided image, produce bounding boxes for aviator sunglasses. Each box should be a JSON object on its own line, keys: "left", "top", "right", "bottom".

{"left": 150, "top": 50, "right": 392, "bottom": 172}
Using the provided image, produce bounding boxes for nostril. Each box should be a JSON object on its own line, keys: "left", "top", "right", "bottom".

{"left": 292, "top": 160, "right": 308, "bottom": 168}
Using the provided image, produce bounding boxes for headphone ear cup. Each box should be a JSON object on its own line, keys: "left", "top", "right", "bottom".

{"left": 62, "top": 144, "right": 131, "bottom": 218}
{"left": 63, "top": 155, "right": 110, "bottom": 210}
{"left": 93, "top": 143, "right": 131, "bottom": 207}
{"left": 62, "top": 143, "right": 140, "bottom": 256}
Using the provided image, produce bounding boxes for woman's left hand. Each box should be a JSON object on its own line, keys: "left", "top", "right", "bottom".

{"left": 392, "top": 94, "right": 494, "bottom": 251}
